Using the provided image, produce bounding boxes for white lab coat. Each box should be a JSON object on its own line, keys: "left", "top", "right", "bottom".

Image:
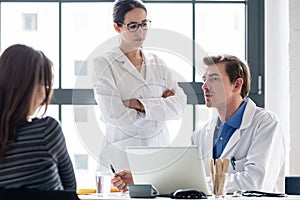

{"left": 92, "top": 47, "right": 187, "bottom": 171}
{"left": 192, "top": 98, "right": 286, "bottom": 193}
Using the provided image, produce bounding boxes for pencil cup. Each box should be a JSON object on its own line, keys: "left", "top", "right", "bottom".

{"left": 95, "top": 171, "right": 112, "bottom": 196}
{"left": 209, "top": 158, "right": 230, "bottom": 198}
{"left": 211, "top": 173, "right": 227, "bottom": 198}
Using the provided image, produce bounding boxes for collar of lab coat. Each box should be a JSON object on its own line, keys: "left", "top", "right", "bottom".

{"left": 111, "top": 46, "right": 155, "bottom": 63}
{"left": 239, "top": 98, "right": 256, "bottom": 129}
{"left": 110, "top": 47, "right": 156, "bottom": 81}
{"left": 205, "top": 97, "right": 257, "bottom": 158}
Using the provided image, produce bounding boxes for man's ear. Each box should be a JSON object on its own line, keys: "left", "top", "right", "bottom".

{"left": 114, "top": 23, "right": 121, "bottom": 33}
{"left": 233, "top": 78, "right": 243, "bottom": 92}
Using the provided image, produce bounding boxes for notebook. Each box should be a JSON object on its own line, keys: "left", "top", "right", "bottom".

{"left": 126, "top": 146, "right": 210, "bottom": 195}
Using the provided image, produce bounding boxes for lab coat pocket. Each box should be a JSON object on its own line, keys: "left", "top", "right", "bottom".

{"left": 228, "top": 157, "right": 246, "bottom": 173}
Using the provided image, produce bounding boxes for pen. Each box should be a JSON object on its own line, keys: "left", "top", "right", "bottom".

{"left": 231, "top": 157, "right": 236, "bottom": 170}
{"left": 110, "top": 164, "right": 117, "bottom": 176}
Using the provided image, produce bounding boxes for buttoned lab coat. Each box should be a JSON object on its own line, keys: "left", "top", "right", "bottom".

{"left": 93, "top": 47, "right": 187, "bottom": 170}
{"left": 192, "top": 98, "right": 286, "bottom": 193}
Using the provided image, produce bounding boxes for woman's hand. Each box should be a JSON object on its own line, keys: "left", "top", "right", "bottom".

{"left": 162, "top": 89, "right": 175, "bottom": 98}
{"left": 123, "top": 99, "right": 144, "bottom": 112}
{"left": 111, "top": 170, "right": 134, "bottom": 192}
{"left": 122, "top": 89, "right": 175, "bottom": 112}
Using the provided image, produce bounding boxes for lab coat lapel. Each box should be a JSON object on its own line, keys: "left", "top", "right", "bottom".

{"left": 220, "top": 98, "right": 255, "bottom": 157}
{"left": 204, "top": 119, "right": 217, "bottom": 159}
{"left": 142, "top": 52, "right": 155, "bottom": 82}
{"left": 124, "top": 59, "right": 145, "bottom": 81}
{"left": 221, "top": 129, "right": 241, "bottom": 157}
{"left": 111, "top": 47, "right": 146, "bottom": 82}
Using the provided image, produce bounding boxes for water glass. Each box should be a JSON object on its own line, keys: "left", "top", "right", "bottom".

{"left": 96, "top": 171, "right": 112, "bottom": 196}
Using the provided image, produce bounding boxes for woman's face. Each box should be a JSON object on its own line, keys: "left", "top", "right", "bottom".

{"left": 116, "top": 8, "right": 148, "bottom": 50}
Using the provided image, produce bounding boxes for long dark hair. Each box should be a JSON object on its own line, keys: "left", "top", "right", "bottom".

{"left": 113, "top": 0, "right": 147, "bottom": 26}
{"left": 0, "top": 44, "right": 53, "bottom": 161}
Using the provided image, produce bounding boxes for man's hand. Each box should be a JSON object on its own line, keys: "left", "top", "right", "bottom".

{"left": 111, "top": 170, "right": 134, "bottom": 192}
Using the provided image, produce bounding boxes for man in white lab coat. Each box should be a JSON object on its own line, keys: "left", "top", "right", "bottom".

{"left": 111, "top": 54, "right": 286, "bottom": 194}
{"left": 192, "top": 54, "right": 286, "bottom": 193}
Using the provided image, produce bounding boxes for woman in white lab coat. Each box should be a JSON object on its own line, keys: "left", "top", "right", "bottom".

{"left": 92, "top": 0, "right": 187, "bottom": 171}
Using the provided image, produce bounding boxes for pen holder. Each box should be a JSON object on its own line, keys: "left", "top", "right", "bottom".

{"left": 209, "top": 158, "right": 230, "bottom": 198}
{"left": 211, "top": 173, "right": 227, "bottom": 198}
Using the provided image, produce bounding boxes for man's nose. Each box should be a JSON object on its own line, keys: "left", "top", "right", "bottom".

{"left": 202, "top": 81, "right": 207, "bottom": 90}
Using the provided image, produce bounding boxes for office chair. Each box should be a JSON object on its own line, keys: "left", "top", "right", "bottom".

{"left": 285, "top": 176, "right": 300, "bottom": 195}
{"left": 0, "top": 188, "right": 80, "bottom": 200}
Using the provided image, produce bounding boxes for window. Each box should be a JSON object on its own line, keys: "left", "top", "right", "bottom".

{"left": 22, "top": 13, "right": 37, "bottom": 31}
{"left": 74, "top": 154, "right": 89, "bottom": 170}
{"left": 0, "top": 2, "right": 60, "bottom": 88}
{"left": 0, "top": 0, "right": 264, "bottom": 189}
{"left": 74, "top": 60, "right": 88, "bottom": 76}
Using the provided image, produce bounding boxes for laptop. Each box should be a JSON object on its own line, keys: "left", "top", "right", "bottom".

{"left": 126, "top": 146, "right": 210, "bottom": 195}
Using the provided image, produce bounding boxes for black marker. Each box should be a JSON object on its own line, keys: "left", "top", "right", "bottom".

{"left": 231, "top": 157, "right": 236, "bottom": 170}
{"left": 110, "top": 164, "right": 117, "bottom": 176}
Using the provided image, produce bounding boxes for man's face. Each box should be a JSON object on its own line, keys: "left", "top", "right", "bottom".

{"left": 202, "top": 63, "right": 236, "bottom": 109}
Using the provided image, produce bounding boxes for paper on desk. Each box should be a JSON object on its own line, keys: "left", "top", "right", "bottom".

{"left": 78, "top": 192, "right": 130, "bottom": 200}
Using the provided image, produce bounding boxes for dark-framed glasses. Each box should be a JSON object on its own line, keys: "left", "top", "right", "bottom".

{"left": 120, "top": 19, "right": 151, "bottom": 32}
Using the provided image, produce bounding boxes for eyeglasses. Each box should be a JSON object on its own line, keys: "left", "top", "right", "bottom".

{"left": 119, "top": 19, "right": 151, "bottom": 32}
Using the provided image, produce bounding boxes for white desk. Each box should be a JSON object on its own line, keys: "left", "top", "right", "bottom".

{"left": 79, "top": 193, "right": 129, "bottom": 200}
{"left": 78, "top": 193, "right": 300, "bottom": 200}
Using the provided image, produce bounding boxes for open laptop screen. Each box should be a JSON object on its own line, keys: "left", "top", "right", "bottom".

{"left": 126, "top": 146, "right": 210, "bottom": 195}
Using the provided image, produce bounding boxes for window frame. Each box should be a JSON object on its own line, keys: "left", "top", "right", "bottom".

{"left": 0, "top": 0, "right": 264, "bottom": 126}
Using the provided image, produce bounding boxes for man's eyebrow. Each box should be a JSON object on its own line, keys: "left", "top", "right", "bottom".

{"left": 202, "top": 73, "right": 219, "bottom": 79}
{"left": 208, "top": 73, "right": 220, "bottom": 77}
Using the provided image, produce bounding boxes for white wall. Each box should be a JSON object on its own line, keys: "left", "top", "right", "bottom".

{"left": 266, "top": 0, "right": 300, "bottom": 174}
{"left": 289, "top": 0, "right": 300, "bottom": 174}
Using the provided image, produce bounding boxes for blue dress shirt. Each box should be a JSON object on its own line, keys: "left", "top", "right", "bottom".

{"left": 213, "top": 100, "right": 247, "bottom": 159}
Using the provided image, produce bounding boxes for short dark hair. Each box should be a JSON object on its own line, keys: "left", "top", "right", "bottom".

{"left": 113, "top": 0, "right": 147, "bottom": 27}
{"left": 203, "top": 54, "right": 251, "bottom": 98}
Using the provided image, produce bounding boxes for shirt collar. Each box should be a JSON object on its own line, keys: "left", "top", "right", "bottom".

{"left": 222, "top": 99, "right": 247, "bottom": 129}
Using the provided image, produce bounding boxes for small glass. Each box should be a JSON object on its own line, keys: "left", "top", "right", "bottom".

{"left": 95, "top": 171, "right": 112, "bottom": 196}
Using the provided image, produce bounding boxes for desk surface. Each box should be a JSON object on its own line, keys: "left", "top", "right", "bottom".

{"left": 78, "top": 193, "right": 300, "bottom": 200}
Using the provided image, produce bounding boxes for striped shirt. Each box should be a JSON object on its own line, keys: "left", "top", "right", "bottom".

{"left": 0, "top": 117, "right": 76, "bottom": 191}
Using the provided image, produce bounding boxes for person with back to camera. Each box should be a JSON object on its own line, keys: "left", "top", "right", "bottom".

{"left": 111, "top": 54, "right": 286, "bottom": 194}
{"left": 0, "top": 44, "right": 76, "bottom": 191}
{"left": 92, "top": 0, "right": 187, "bottom": 172}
